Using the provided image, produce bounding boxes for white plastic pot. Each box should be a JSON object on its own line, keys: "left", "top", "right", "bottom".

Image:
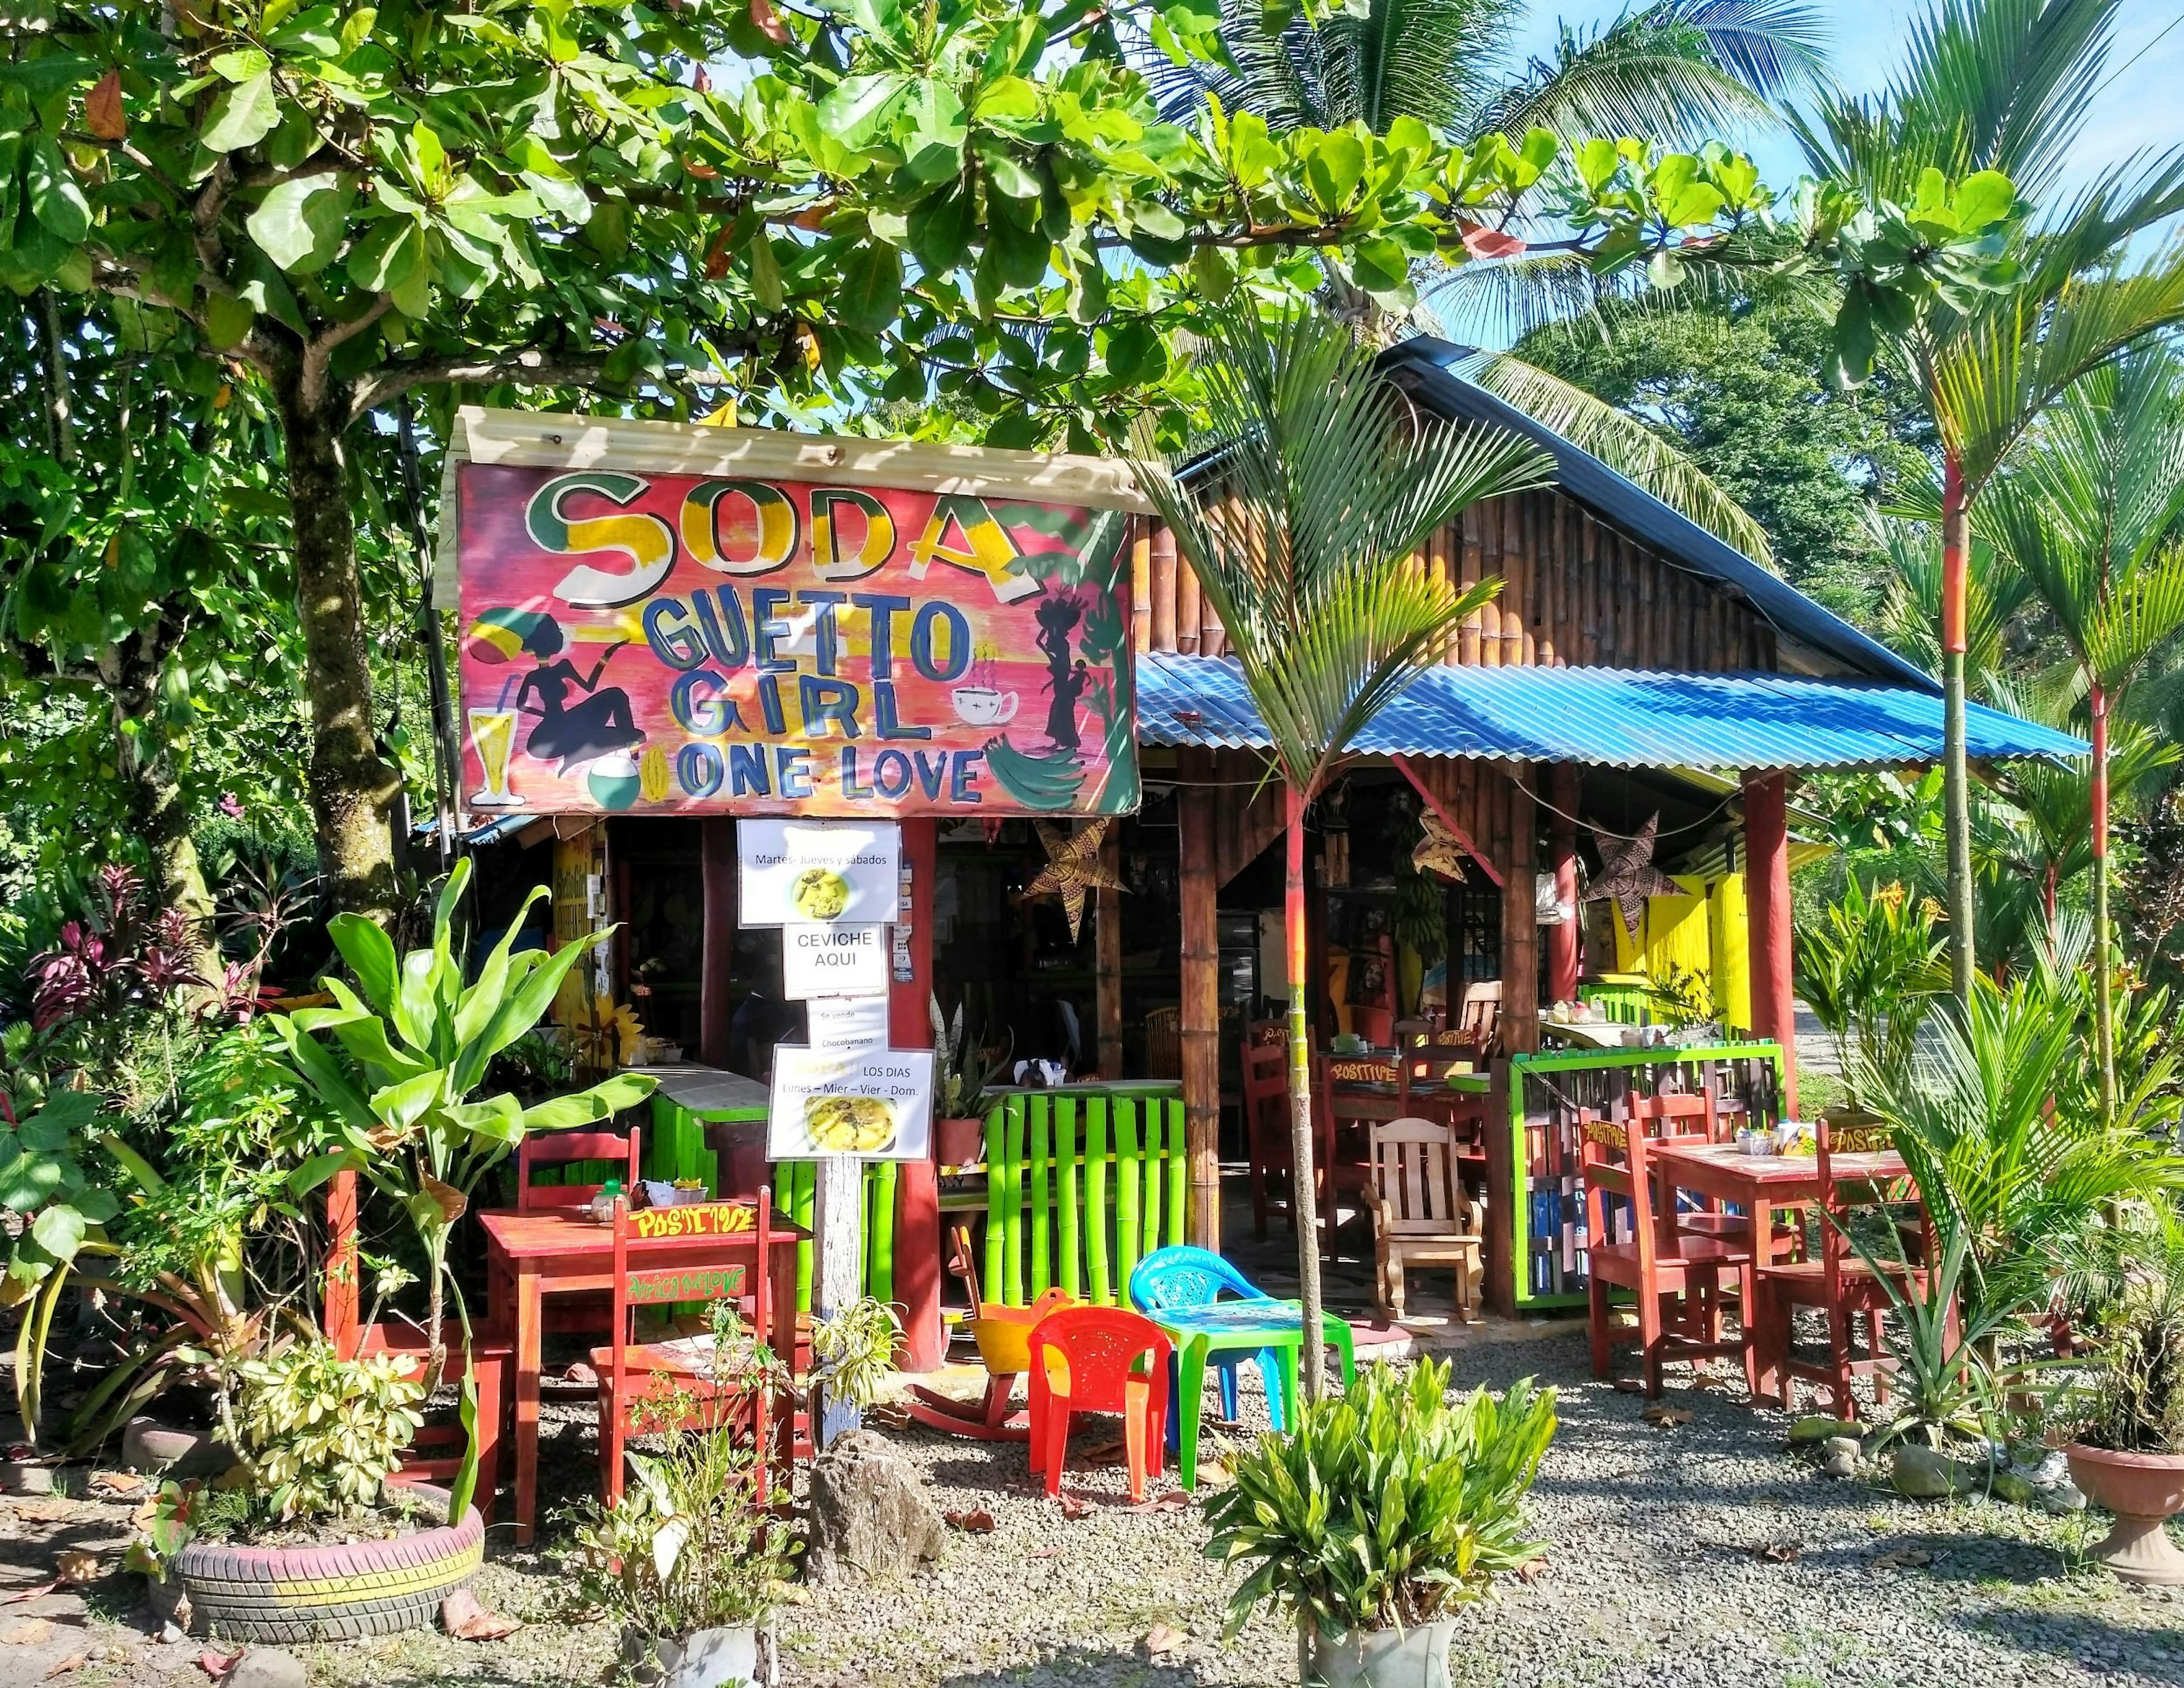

{"left": 656, "top": 1623, "right": 771, "bottom": 1688}
{"left": 1306, "top": 1619, "right": 1456, "bottom": 1688}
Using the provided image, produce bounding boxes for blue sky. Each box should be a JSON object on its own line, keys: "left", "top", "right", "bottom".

{"left": 1508, "top": 0, "right": 2182, "bottom": 189}
{"left": 1449, "top": 0, "right": 2183, "bottom": 345}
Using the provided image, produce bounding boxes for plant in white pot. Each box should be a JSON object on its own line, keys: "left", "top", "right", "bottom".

{"left": 1204, "top": 1359, "right": 1557, "bottom": 1688}
{"left": 566, "top": 1305, "right": 797, "bottom": 1687}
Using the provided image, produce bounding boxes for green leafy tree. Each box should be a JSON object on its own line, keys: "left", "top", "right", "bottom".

{"left": 1135, "top": 300, "right": 1551, "bottom": 1397}
{"left": 1516, "top": 300, "right": 1933, "bottom": 620}
{"left": 1141, "top": 0, "right": 1833, "bottom": 557}
{"left": 3, "top": 2, "right": 2005, "bottom": 919}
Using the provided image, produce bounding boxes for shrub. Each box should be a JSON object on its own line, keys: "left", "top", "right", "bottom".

{"left": 226, "top": 1342, "right": 426, "bottom": 1523}
{"left": 1203, "top": 1360, "right": 1556, "bottom": 1641}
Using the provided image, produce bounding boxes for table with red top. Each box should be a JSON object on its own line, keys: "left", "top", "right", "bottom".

{"left": 1648, "top": 1139, "right": 1909, "bottom": 1395}
{"left": 480, "top": 1202, "right": 806, "bottom": 1544}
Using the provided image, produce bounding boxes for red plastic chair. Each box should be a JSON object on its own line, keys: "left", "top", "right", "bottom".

{"left": 1025, "top": 1305, "right": 1170, "bottom": 1503}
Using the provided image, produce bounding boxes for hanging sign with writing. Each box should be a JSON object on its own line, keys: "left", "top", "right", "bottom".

{"left": 454, "top": 457, "right": 1138, "bottom": 818}
{"left": 768, "top": 1042, "right": 934, "bottom": 1163}
{"left": 738, "top": 818, "right": 899, "bottom": 927}
{"left": 782, "top": 925, "right": 888, "bottom": 998}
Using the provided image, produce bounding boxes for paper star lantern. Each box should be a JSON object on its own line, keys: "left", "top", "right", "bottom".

{"left": 1027, "top": 818, "right": 1122, "bottom": 942}
{"left": 1583, "top": 813, "right": 1681, "bottom": 939}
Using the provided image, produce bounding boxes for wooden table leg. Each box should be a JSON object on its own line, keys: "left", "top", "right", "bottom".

{"left": 512, "top": 1269, "right": 543, "bottom": 1548}
{"left": 1748, "top": 1198, "right": 1777, "bottom": 1400}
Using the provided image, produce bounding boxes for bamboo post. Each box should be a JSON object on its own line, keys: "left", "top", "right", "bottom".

{"left": 1114, "top": 1095, "right": 1143, "bottom": 1300}
{"left": 1097, "top": 825, "right": 1124, "bottom": 1078}
{"left": 1086, "top": 1095, "right": 1111, "bottom": 1304}
{"left": 1057, "top": 1095, "right": 1082, "bottom": 1298}
{"left": 1177, "top": 750, "right": 1223, "bottom": 1248}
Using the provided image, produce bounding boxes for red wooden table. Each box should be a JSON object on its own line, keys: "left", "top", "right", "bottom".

{"left": 1648, "top": 1141, "right": 1909, "bottom": 1396}
{"left": 480, "top": 1202, "right": 806, "bottom": 1544}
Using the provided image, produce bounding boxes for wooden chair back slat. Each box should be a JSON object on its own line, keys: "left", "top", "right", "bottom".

{"left": 1368, "top": 1118, "right": 1469, "bottom": 1236}
{"left": 516, "top": 1128, "right": 641, "bottom": 1211}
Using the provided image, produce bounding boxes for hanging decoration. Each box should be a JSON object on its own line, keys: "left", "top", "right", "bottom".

{"left": 1583, "top": 814, "right": 1681, "bottom": 938}
{"left": 1410, "top": 811, "right": 1475, "bottom": 883}
{"left": 1026, "top": 817, "right": 1123, "bottom": 942}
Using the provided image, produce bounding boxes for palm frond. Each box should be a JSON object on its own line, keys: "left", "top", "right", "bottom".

{"left": 1464, "top": 353, "right": 1774, "bottom": 562}
{"left": 1873, "top": 513, "right": 2030, "bottom": 680}
{"left": 1134, "top": 304, "right": 1553, "bottom": 795}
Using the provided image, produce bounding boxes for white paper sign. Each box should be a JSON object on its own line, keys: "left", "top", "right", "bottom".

{"left": 804, "top": 995, "right": 891, "bottom": 1049}
{"left": 768, "top": 1042, "right": 933, "bottom": 1162}
{"left": 782, "top": 924, "right": 888, "bottom": 998}
{"left": 739, "top": 819, "right": 900, "bottom": 926}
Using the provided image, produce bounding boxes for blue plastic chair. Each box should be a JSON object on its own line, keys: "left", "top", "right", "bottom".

{"left": 1127, "top": 1245, "right": 1289, "bottom": 1434}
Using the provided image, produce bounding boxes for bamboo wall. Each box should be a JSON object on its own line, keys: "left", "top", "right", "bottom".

{"left": 1130, "top": 489, "right": 1782, "bottom": 673}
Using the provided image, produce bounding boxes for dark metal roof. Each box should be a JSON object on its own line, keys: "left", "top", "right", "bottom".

{"left": 1136, "top": 652, "right": 2086, "bottom": 770}
{"left": 1372, "top": 337, "right": 1941, "bottom": 693}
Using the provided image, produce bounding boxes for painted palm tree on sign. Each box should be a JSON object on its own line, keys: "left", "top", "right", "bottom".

{"left": 1983, "top": 345, "right": 2184, "bottom": 1119}
{"left": 1134, "top": 0, "right": 1829, "bottom": 562}
{"left": 1132, "top": 303, "right": 1552, "bottom": 1399}
{"left": 1794, "top": 0, "right": 2184, "bottom": 1002}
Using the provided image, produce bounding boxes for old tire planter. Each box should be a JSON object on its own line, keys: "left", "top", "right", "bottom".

{"left": 171, "top": 1484, "right": 481, "bottom": 1643}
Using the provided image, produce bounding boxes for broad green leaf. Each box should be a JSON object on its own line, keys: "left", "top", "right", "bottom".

{"left": 31, "top": 1205, "right": 86, "bottom": 1263}
{"left": 370, "top": 1069, "right": 445, "bottom": 1133}
{"left": 748, "top": 232, "right": 785, "bottom": 312}
{"left": 838, "top": 240, "right": 903, "bottom": 334}
{"left": 247, "top": 176, "right": 351, "bottom": 274}
{"left": 202, "top": 291, "right": 256, "bottom": 349}
{"left": 1952, "top": 169, "right": 2016, "bottom": 231}
{"left": 24, "top": 138, "right": 90, "bottom": 245}
{"left": 201, "top": 72, "right": 281, "bottom": 154}
{"left": 326, "top": 912, "right": 400, "bottom": 1016}
{"left": 815, "top": 72, "right": 910, "bottom": 148}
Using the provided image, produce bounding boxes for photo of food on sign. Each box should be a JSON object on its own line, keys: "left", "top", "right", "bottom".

{"left": 768, "top": 1042, "right": 934, "bottom": 1164}
{"left": 456, "top": 460, "right": 1139, "bottom": 818}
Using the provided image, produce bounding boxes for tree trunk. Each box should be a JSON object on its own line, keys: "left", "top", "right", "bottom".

{"left": 2091, "top": 678, "right": 2115, "bottom": 1124}
{"left": 101, "top": 629, "right": 220, "bottom": 982}
{"left": 1285, "top": 789, "right": 1326, "bottom": 1402}
{"left": 274, "top": 382, "right": 402, "bottom": 921}
{"left": 1940, "top": 455, "right": 1975, "bottom": 1002}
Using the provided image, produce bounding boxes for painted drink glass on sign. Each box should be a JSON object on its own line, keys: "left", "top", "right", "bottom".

{"left": 455, "top": 464, "right": 1140, "bottom": 817}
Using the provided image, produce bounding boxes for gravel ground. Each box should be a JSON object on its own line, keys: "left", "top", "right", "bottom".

{"left": 768, "top": 1327, "right": 2184, "bottom": 1688}
{"left": 14, "top": 1323, "right": 2184, "bottom": 1686}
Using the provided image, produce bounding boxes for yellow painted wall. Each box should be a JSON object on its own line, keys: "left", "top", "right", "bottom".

{"left": 1608, "top": 871, "right": 1752, "bottom": 1031}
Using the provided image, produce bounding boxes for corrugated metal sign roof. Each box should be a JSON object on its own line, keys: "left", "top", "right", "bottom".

{"left": 1136, "top": 653, "right": 2086, "bottom": 771}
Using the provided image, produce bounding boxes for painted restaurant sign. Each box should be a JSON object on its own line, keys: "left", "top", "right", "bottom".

{"left": 448, "top": 411, "right": 1143, "bottom": 820}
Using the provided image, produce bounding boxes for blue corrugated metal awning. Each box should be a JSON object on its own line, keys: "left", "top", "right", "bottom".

{"left": 1136, "top": 653, "right": 2085, "bottom": 770}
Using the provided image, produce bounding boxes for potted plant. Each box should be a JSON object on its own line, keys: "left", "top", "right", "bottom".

{"left": 1204, "top": 1359, "right": 1557, "bottom": 1688}
{"left": 929, "top": 995, "right": 1009, "bottom": 1169}
{"left": 128, "top": 1338, "right": 484, "bottom": 1642}
{"left": 566, "top": 1319, "right": 797, "bottom": 1688}
{"left": 2056, "top": 1217, "right": 2184, "bottom": 1583}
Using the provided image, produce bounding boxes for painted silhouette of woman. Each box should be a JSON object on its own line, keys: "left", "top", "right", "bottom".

{"left": 515, "top": 616, "right": 643, "bottom": 769}
{"left": 1035, "top": 594, "right": 1086, "bottom": 752}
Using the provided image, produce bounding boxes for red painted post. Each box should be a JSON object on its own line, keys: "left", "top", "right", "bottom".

{"left": 1742, "top": 769, "right": 1798, "bottom": 1118}
{"left": 325, "top": 1168, "right": 359, "bottom": 1360}
{"left": 1547, "top": 764, "right": 1580, "bottom": 1004}
{"left": 892, "top": 818, "right": 944, "bottom": 1371}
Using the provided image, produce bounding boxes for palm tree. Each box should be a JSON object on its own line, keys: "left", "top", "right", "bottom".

{"left": 1982, "top": 344, "right": 2184, "bottom": 1118}
{"left": 1790, "top": 0, "right": 2184, "bottom": 1000}
{"left": 1133, "top": 302, "right": 1552, "bottom": 1397}
{"left": 1132, "top": 0, "right": 1829, "bottom": 560}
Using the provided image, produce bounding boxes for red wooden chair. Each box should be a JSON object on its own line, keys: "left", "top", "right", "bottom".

{"left": 1240, "top": 1027, "right": 1293, "bottom": 1239}
{"left": 592, "top": 1190, "right": 783, "bottom": 1507}
{"left": 1311, "top": 1055, "right": 1382, "bottom": 1252}
{"left": 1025, "top": 1305, "right": 1170, "bottom": 1503}
{"left": 357, "top": 1319, "right": 511, "bottom": 1517}
{"left": 325, "top": 1169, "right": 514, "bottom": 1519}
{"left": 516, "top": 1128, "right": 642, "bottom": 1210}
{"left": 1581, "top": 1116, "right": 1754, "bottom": 1396}
{"left": 1626, "top": 1089, "right": 1788, "bottom": 1253}
{"left": 515, "top": 1127, "right": 642, "bottom": 1335}
{"left": 1399, "top": 1029, "right": 1489, "bottom": 1195}
{"left": 1751, "top": 1119, "right": 1946, "bottom": 1418}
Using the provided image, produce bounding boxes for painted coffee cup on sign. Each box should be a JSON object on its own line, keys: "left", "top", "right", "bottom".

{"left": 950, "top": 686, "right": 1019, "bottom": 726}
